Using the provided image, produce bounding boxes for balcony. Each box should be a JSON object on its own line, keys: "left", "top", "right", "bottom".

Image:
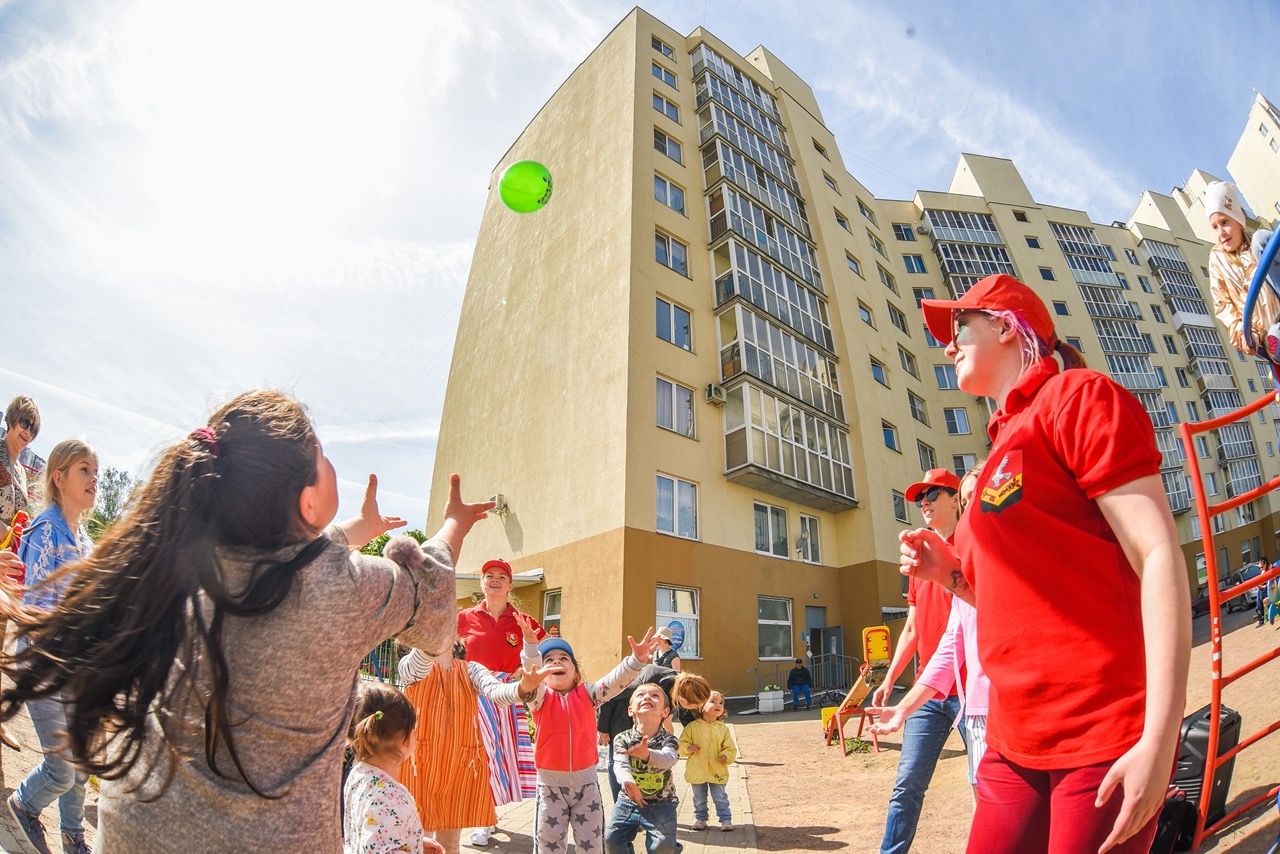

{"left": 1070, "top": 268, "right": 1122, "bottom": 287}
{"left": 725, "top": 463, "right": 857, "bottom": 513}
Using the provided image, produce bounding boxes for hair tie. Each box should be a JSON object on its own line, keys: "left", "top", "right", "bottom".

{"left": 374, "top": 710, "right": 383, "bottom": 720}
{"left": 189, "top": 427, "right": 220, "bottom": 458}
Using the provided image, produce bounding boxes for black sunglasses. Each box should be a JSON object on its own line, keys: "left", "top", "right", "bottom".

{"left": 14, "top": 417, "right": 36, "bottom": 438}
{"left": 915, "top": 486, "right": 956, "bottom": 507}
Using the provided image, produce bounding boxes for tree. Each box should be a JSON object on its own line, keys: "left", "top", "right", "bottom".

{"left": 359, "top": 528, "right": 426, "bottom": 557}
{"left": 87, "top": 466, "right": 136, "bottom": 541}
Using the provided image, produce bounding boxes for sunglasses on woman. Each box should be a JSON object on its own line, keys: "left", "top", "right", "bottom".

{"left": 915, "top": 486, "right": 956, "bottom": 507}
{"left": 14, "top": 417, "right": 36, "bottom": 438}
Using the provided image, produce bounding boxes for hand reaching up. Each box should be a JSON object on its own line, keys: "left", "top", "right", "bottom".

{"left": 434, "top": 474, "right": 496, "bottom": 563}
{"left": 628, "top": 627, "right": 660, "bottom": 663}
{"left": 514, "top": 611, "right": 542, "bottom": 645}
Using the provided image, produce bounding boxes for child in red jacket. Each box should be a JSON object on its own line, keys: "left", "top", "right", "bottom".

{"left": 507, "top": 616, "right": 658, "bottom": 854}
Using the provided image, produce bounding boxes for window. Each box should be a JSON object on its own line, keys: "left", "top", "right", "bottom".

{"left": 846, "top": 253, "right": 862, "bottom": 277}
{"left": 1186, "top": 401, "right": 1199, "bottom": 421}
{"left": 651, "top": 35, "right": 674, "bottom": 57}
{"left": 1039, "top": 267, "right": 1056, "bottom": 281}
{"left": 757, "top": 596, "right": 793, "bottom": 659}
{"left": 798, "top": 515, "right": 820, "bottom": 564}
{"left": 1151, "top": 305, "right": 1165, "bottom": 323}
{"left": 1142, "top": 333, "right": 1156, "bottom": 354}
{"left": 1273, "top": 137, "right": 1279, "bottom": 153}
{"left": 1249, "top": 378, "right": 1257, "bottom": 392}
{"left": 653, "top": 128, "right": 682, "bottom": 164}
{"left": 1165, "top": 402, "right": 1179, "bottom": 423}
{"left": 655, "top": 297, "right": 691, "bottom": 350}
{"left": 912, "top": 287, "right": 935, "bottom": 307}
{"left": 917, "top": 440, "right": 936, "bottom": 472}
{"left": 1125, "top": 248, "right": 1139, "bottom": 265}
{"left": 1026, "top": 236, "right": 1041, "bottom": 249}
{"left": 1052, "top": 301, "right": 1069, "bottom": 316}
{"left": 953, "top": 453, "right": 977, "bottom": 476}
{"left": 813, "top": 139, "right": 829, "bottom": 159}
{"left": 835, "top": 210, "right": 851, "bottom": 231}
{"left": 893, "top": 223, "right": 915, "bottom": 242}
{"left": 890, "top": 491, "right": 911, "bottom": 524}
{"left": 859, "top": 301, "right": 874, "bottom": 326}
{"left": 655, "top": 231, "right": 688, "bottom": 275}
{"left": 1127, "top": 300, "right": 1142, "bottom": 320}
{"left": 857, "top": 198, "right": 878, "bottom": 225}
{"left": 656, "top": 474, "right": 697, "bottom": 538}
{"left": 882, "top": 420, "right": 900, "bottom": 451}
{"left": 1066, "top": 337, "right": 1083, "bottom": 351}
{"left": 1262, "top": 122, "right": 1271, "bottom": 138}
{"left": 823, "top": 172, "right": 838, "bottom": 192}
{"left": 1154, "top": 366, "right": 1167, "bottom": 386}
{"left": 903, "top": 254, "right": 927, "bottom": 273}
{"left": 1201, "top": 266, "right": 1210, "bottom": 278}
{"left": 1212, "top": 514, "right": 1226, "bottom": 535}
{"left": 543, "top": 590, "right": 562, "bottom": 635}
{"left": 935, "top": 364, "right": 959, "bottom": 389}
{"left": 908, "top": 391, "right": 928, "bottom": 424}
{"left": 753, "top": 502, "right": 788, "bottom": 557}
{"left": 870, "top": 357, "right": 888, "bottom": 386}
{"left": 1118, "top": 273, "right": 1131, "bottom": 290}
{"left": 656, "top": 585, "right": 699, "bottom": 658}
{"left": 899, "top": 346, "right": 918, "bottom": 377}
{"left": 656, "top": 377, "right": 694, "bottom": 437}
{"left": 925, "top": 326, "right": 944, "bottom": 348}
{"left": 1163, "top": 335, "right": 1177, "bottom": 354}
{"left": 944, "top": 407, "right": 970, "bottom": 435}
{"left": 888, "top": 302, "right": 909, "bottom": 334}
{"left": 654, "top": 173, "right": 685, "bottom": 214}
{"left": 652, "top": 91, "right": 679, "bottom": 122}
{"left": 1194, "top": 436, "right": 1209, "bottom": 458}
{"left": 1138, "top": 275, "right": 1152, "bottom": 293}
{"left": 1102, "top": 245, "right": 1117, "bottom": 262}
{"left": 1270, "top": 442, "right": 1275, "bottom": 457}
{"left": 1190, "top": 515, "right": 1201, "bottom": 540}
{"left": 1013, "top": 210, "right": 1029, "bottom": 223}
{"left": 1177, "top": 368, "right": 1189, "bottom": 388}
{"left": 651, "top": 61, "right": 677, "bottom": 88}
{"left": 878, "top": 264, "right": 897, "bottom": 293}
{"left": 869, "top": 231, "right": 887, "bottom": 258}
{"left": 1205, "top": 472, "right": 1219, "bottom": 497}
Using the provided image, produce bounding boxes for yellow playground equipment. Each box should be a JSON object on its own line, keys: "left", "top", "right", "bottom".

{"left": 825, "top": 625, "right": 891, "bottom": 755}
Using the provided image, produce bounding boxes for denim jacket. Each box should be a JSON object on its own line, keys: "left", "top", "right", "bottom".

{"left": 17, "top": 504, "right": 90, "bottom": 612}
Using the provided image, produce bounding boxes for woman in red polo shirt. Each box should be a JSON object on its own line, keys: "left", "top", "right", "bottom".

{"left": 455, "top": 558, "right": 546, "bottom": 847}
{"left": 901, "top": 274, "right": 1190, "bottom": 854}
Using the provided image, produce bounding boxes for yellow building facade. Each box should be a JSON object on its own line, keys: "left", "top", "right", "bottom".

{"left": 431, "top": 9, "right": 1280, "bottom": 697}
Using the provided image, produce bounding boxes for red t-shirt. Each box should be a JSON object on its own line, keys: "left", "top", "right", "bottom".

{"left": 456, "top": 603, "right": 546, "bottom": 674}
{"left": 907, "top": 575, "right": 957, "bottom": 698}
{"left": 957, "top": 358, "right": 1161, "bottom": 769}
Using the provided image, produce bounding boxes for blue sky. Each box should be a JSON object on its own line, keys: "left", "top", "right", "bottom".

{"left": 2, "top": 0, "right": 1277, "bottom": 525}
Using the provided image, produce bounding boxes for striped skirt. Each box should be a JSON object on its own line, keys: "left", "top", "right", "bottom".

{"left": 400, "top": 662, "right": 497, "bottom": 830}
{"left": 476, "top": 672, "right": 537, "bottom": 804}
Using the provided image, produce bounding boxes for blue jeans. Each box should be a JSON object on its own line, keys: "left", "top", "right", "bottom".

{"left": 690, "top": 782, "right": 731, "bottom": 822}
{"left": 15, "top": 695, "right": 88, "bottom": 838}
{"left": 790, "top": 685, "right": 811, "bottom": 708}
{"left": 880, "top": 695, "right": 961, "bottom": 854}
{"left": 605, "top": 797, "right": 677, "bottom": 854}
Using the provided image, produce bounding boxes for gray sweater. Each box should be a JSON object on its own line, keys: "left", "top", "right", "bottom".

{"left": 96, "top": 527, "right": 457, "bottom": 853}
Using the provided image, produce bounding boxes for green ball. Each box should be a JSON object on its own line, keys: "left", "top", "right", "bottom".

{"left": 498, "top": 160, "right": 553, "bottom": 213}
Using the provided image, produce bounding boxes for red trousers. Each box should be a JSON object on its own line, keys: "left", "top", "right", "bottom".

{"left": 965, "top": 750, "right": 1160, "bottom": 854}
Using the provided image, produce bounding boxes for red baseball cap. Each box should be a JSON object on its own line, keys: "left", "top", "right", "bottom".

{"left": 920, "top": 274, "right": 1057, "bottom": 347}
{"left": 905, "top": 468, "right": 962, "bottom": 502}
{"left": 480, "top": 558, "right": 513, "bottom": 579}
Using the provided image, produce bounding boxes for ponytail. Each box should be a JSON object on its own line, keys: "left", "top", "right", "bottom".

{"left": 349, "top": 682, "right": 416, "bottom": 762}
{"left": 1053, "top": 338, "right": 1087, "bottom": 370}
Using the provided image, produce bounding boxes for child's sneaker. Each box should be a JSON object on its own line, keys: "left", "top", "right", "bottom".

{"left": 7, "top": 793, "right": 51, "bottom": 854}
{"left": 469, "top": 826, "right": 497, "bottom": 847}
{"left": 61, "top": 833, "right": 92, "bottom": 854}
{"left": 692, "top": 819, "right": 707, "bottom": 830}
{"left": 720, "top": 820, "right": 734, "bottom": 831}
{"left": 1266, "top": 321, "right": 1280, "bottom": 364}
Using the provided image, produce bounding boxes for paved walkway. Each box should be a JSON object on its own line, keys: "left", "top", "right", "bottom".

{"left": 459, "top": 722, "right": 757, "bottom": 853}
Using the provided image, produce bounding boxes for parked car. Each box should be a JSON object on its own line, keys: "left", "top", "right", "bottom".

{"left": 1239, "top": 563, "right": 1265, "bottom": 606}
{"left": 1191, "top": 575, "right": 1249, "bottom": 617}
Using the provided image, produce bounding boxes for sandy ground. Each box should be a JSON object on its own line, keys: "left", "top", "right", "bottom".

{"left": 735, "top": 603, "right": 1280, "bottom": 852}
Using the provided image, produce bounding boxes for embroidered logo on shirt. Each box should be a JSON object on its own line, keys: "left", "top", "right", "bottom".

{"left": 505, "top": 632, "right": 519, "bottom": 647}
{"left": 980, "top": 450, "right": 1023, "bottom": 513}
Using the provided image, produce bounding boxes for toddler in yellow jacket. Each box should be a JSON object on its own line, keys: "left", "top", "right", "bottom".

{"left": 677, "top": 690, "right": 738, "bottom": 831}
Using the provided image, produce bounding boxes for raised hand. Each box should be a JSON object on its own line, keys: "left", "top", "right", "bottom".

{"left": 514, "top": 611, "right": 541, "bottom": 645}
{"left": 339, "top": 474, "right": 408, "bottom": 549}
{"left": 628, "top": 626, "right": 659, "bottom": 663}
{"left": 434, "top": 474, "right": 496, "bottom": 563}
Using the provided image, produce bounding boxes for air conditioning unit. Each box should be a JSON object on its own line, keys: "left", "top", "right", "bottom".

{"left": 916, "top": 223, "right": 930, "bottom": 235}
{"left": 705, "top": 383, "right": 727, "bottom": 405}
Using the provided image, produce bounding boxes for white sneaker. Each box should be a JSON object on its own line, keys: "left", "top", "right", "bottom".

{"left": 692, "top": 819, "right": 707, "bottom": 830}
{"left": 720, "top": 820, "right": 733, "bottom": 831}
{"left": 470, "top": 827, "right": 493, "bottom": 846}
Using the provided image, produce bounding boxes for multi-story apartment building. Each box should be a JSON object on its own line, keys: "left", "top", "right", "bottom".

{"left": 1228, "top": 92, "right": 1280, "bottom": 227}
{"left": 429, "top": 8, "right": 1280, "bottom": 696}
